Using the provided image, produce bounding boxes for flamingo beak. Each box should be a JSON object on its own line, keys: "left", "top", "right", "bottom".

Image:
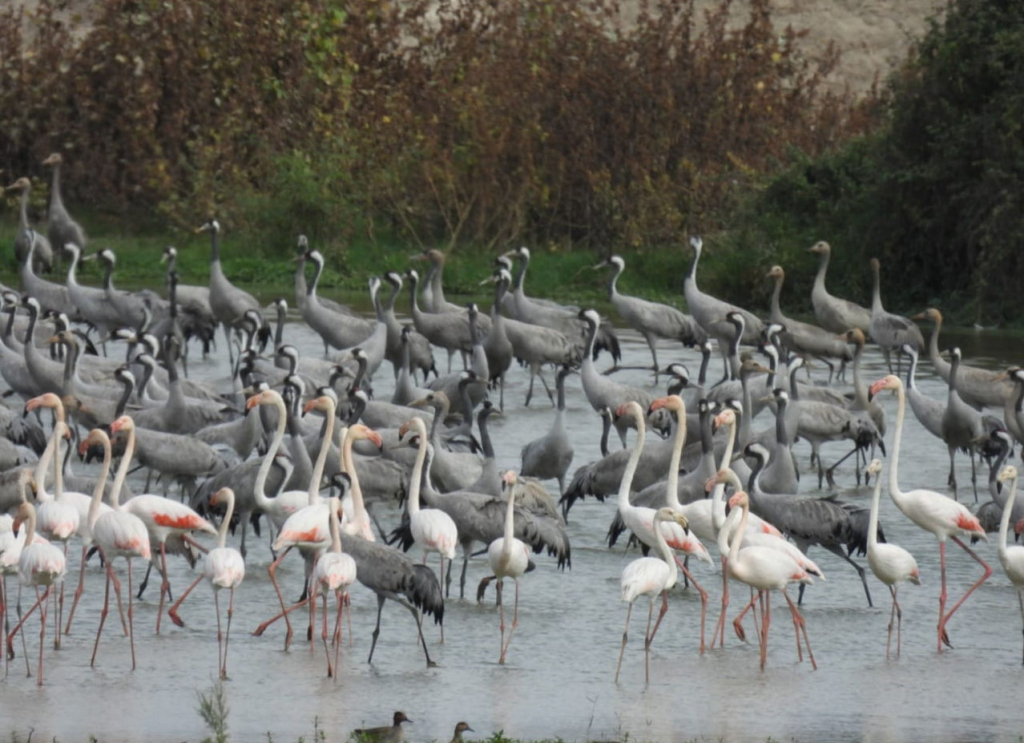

{"left": 245, "top": 393, "right": 263, "bottom": 411}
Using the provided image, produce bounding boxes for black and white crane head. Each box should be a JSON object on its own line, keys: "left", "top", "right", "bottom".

{"left": 63, "top": 241, "right": 83, "bottom": 261}
{"left": 368, "top": 275, "right": 381, "bottom": 299}
{"left": 296, "top": 234, "right": 309, "bottom": 254}
{"left": 384, "top": 271, "right": 403, "bottom": 290}
{"left": 593, "top": 254, "right": 625, "bottom": 272}
{"left": 307, "top": 249, "right": 325, "bottom": 271}
{"left": 273, "top": 297, "right": 288, "bottom": 313}
{"left": 774, "top": 388, "right": 790, "bottom": 407}
{"left": 276, "top": 344, "right": 299, "bottom": 373}
{"left": 161, "top": 245, "right": 178, "bottom": 266}
{"left": 97, "top": 248, "right": 116, "bottom": 266}
{"left": 689, "top": 235, "right": 703, "bottom": 256}
{"left": 494, "top": 254, "right": 513, "bottom": 272}
{"left": 195, "top": 218, "right": 220, "bottom": 235}
{"left": 577, "top": 308, "right": 601, "bottom": 330}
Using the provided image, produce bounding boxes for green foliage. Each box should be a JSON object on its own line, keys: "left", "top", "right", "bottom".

{"left": 725, "top": 0, "right": 1024, "bottom": 324}
{"left": 0, "top": 0, "right": 867, "bottom": 254}
{"left": 197, "top": 683, "right": 230, "bottom": 743}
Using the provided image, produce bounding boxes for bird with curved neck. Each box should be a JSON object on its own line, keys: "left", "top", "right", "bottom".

{"left": 863, "top": 458, "right": 920, "bottom": 659}
{"left": 313, "top": 495, "right": 356, "bottom": 678}
{"left": 614, "top": 506, "right": 691, "bottom": 684}
{"left": 399, "top": 418, "right": 458, "bottom": 579}
{"left": 995, "top": 465, "right": 1024, "bottom": 664}
{"left": 487, "top": 470, "right": 532, "bottom": 664}
{"left": 870, "top": 374, "right": 991, "bottom": 652}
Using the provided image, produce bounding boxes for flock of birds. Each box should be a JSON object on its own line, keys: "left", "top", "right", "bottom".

{"left": 3, "top": 154, "right": 1024, "bottom": 704}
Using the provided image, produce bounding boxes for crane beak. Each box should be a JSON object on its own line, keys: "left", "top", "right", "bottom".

{"left": 478, "top": 274, "right": 498, "bottom": 286}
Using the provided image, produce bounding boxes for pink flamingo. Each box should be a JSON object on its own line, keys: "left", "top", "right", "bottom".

{"left": 109, "top": 415, "right": 217, "bottom": 634}
{"left": 724, "top": 488, "right": 816, "bottom": 671}
{"left": 615, "top": 506, "right": 691, "bottom": 683}
{"left": 613, "top": 401, "right": 713, "bottom": 652}
{"left": 488, "top": 471, "right": 533, "bottom": 665}
{"left": 85, "top": 428, "right": 151, "bottom": 670}
{"left": 995, "top": 466, "right": 1024, "bottom": 663}
{"left": 5, "top": 475, "right": 66, "bottom": 685}
{"left": 864, "top": 458, "right": 920, "bottom": 659}
{"left": 314, "top": 497, "right": 356, "bottom": 678}
{"left": 869, "top": 374, "right": 991, "bottom": 651}
{"left": 168, "top": 487, "right": 245, "bottom": 679}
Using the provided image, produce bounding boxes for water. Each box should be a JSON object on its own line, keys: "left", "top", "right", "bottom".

{"left": 5, "top": 309, "right": 1024, "bottom": 743}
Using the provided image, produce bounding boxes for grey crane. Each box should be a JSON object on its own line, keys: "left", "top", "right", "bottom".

{"left": 520, "top": 366, "right": 575, "bottom": 495}
{"left": 407, "top": 390, "right": 483, "bottom": 492}
{"left": 96, "top": 248, "right": 164, "bottom": 331}
{"left": 481, "top": 271, "right": 514, "bottom": 409}
{"left": 338, "top": 529, "right": 444, "bottom": 667}
{"left": 869, "top": 257, "right": 924, "bottom": 372}
{"left": 467, "top": 401, "right": 505, "bottom": 497}
{"left": 684, "top": 236, "right": 764, "bottom": 350}
{"left": 595, "top": 254, "right": 706, "bottom": 374}
{"left": 63, "top": 243, "right": 122, "bottom": 343}
{"left": 758, "top": 389, "right": 801, "bottom": 494}
{"left": 380, "top": 272, "right": 436, "bottom": 380}
{"left": 196, "top": 220, "right": 265, "bottom": 364}
{"left": 406, "top": 269, "right": 478, "bottom": 368}
{"left": 483, "top": 268, "right": 579, "bottom": 407}
{"left": 578, "top": 308, "right": 653, "bottom": 446}
{"left": 1003, "top": 367, "right": 1024, "bottom": 447}
{"left": 941, "top": 347, "right": 986, "bottom": 500}
{"left": 411, "top": 249, "right": 463, "bottom": 313}
{"left": 292, "top": 236, "right": 359, "bottom": 318}
{"left": 42, "top": 153, "right": 87, "bottom": 266}
{"left": 391, "top": 327, "right": 433, "bottom": 406}
{"left": 0, "top": 298, "right": 43, "bottom": 399}
{"left": 745, "top": 441, "right": 881, "bottom": 607}
{"left": 389, "top": 444, "right": 570, "bottom": 598}
{"left": 427, "top": 305, "right": 489, "bottom": 408}
{"left": 975, "top": 432, "right": 1024, "bottom": 540}
{"left": 765, "top": 265, "right": 852, "bottom": 382}
{"left": 841, "top": 328, "right": 886, "bottom": 437}
{"left": 6, "top": 177, "right": 53, "bottom": 271}
{"left": 160, "top": 246, "right": 217, "bottom": 357}
{"left": 807, "top": 241, "right": 872, "bottom": 334}
{"left": 18, "top": 230, "right": 76, "bottom": 317}
{"left": 901, "top": 343, "right": 946, "bottom": 441}
{"left": 914, "top": 308, "right": 1011, "bottom": 409}
{"left": 504, "top": 246, "right": 620, "bottom": 364}
{"left": 299, "top": 248, "right": 375, "bottom": 354}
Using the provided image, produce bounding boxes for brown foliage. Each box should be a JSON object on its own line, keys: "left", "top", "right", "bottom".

{"left": 0, "top": 0, "right": 872, "bottom": 250}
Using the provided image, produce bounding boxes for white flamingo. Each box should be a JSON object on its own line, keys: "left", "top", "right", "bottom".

{"left": 614, "top": 506, "right": 691, "bottom": 683}
{"left": 314, "top": 497, "right": 357, "bottom": 678}
{"left": 864, "top": 458, "right": 920, "bottom": 659}
{"left": 995, "top": 465, "right": 1024, "bottom": 664}
{"left": 869, "top": 374, "right": 991, "bottom": 652}
{"left": 487, "top": 471, "right": 532, "bottom": 665}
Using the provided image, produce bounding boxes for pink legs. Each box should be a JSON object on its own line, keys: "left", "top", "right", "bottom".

{"left": 937, "top": 537, "right": 993, "bottom": 651}
{"left": 497, "top": 578, "right": 521, "bottom": 664}
{"left": 213, "top": 587, "right": 234, "bottom": 680}
{"left": 887, "top": 584, "right": 903, "bottom": 660}
{"left": 674, "top": 556, "right": 708, "bottom": 653}
{"left": 4, "top": 584, "right": 52, "bottom": 683}
{"left": 168, "top": 573, "right": 205, "bottom": 628}
{"left": 614, "top": 601, "right": 634, "bottom": 683}
{"left": 261, "top": 546, "right": 294, "bottom": 649}
{"left": 781, "top": 587, "right": 815, "bottom": 669}
{"left": 711, "top": 556, "right": 729, "bottom": 649}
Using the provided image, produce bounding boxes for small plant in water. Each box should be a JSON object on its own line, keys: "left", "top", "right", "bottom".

{"left": 197, "top": 682, "right": 230, "bottom": 743}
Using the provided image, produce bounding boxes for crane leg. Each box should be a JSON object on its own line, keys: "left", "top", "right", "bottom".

{"left": 823, "top": 544, "right": 873, "bottom": 607}
{"left": 947, "top": 445, "right": 958, "bottom": 499}
{"left": 367, "top": 594, "right": 385, "bottom": 664}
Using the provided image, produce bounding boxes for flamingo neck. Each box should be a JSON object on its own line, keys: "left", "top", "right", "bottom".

{"left": 728, "top": 501, "right": 750, "bottom": 565}
{"left": 868, "top": 475, "right": 882, "bottom": 550}
{"left": 217, "top": 493, "right": 234, "bottom": 550}
{"left": 342, "top": 433, "right": 371, "bottom": 539}
{"left": 617, "top": 411, "right": 646, "bottom": 512}
{"left": 889, "top": 384, "right": 906, "bottom": 505}
{"left": 998, "top": 479, "right": 1018, "bottom": 565}
{"left": 53, "top": 422, "right": 65, "bottom": 500}
{"left": 665, "top": 406, "right": 686, "bottom": 509}
{"left": 34, "top": 426, "right": 59, "bottom": 503}
{"left": 254, "top": 396, "right": 288, "bottom": 509}
{"left": 502, "top": 485, "right": 516, "bottom": 556}
{"left": 407, "top": 426, "right": 428, "bottom": 515}
{"left": 87, "top": 438, "right": 112, "bottom": 531}
{"left": 110, "top": 425, "right": 135, "bottom": 509}
{"left": 711, "top": 420, "right": 737, "bottom": 533}
{"left": 308, "top": 399, "right": 336, "bottom": 505}
{"left": 652, "top": 514, "right": 674, "bottom": 568}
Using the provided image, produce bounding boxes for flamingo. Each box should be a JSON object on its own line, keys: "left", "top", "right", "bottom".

{"left": 398, "top": 417, "right": 458, "bottom": 592}
{"left": 488, "top": 471, "right": 533, "bottom": 664}
{"left": 864, "top": 458, "right": 921, "bottom": 659}
{"left": 84, "top": 427, "right": 151, "bottom": 670}
{"left": 313, "top": 496, "right": 356, "bottom": 678}
{"left": 725, "top": 488, "right": 817, "bottom": 671}
{"left": 869, "top": 375, "right": 992, "bottom": 652}
{"left": 109, "top": 415, "right": 217, "bottom": 634}
{"left": 614, "top": 506, "right": 691, "bottom": 683}
{"left": 995, "top": 465, "right": 1024, "bottom": 663}
{"left": 613, "top": 401, "right": 712, "bottom": 651}
{"left": 4, "top": 477, "right": 66, "bottom": 686}
{"left": 167, "top": 487, "right": 245, "bottom": 679}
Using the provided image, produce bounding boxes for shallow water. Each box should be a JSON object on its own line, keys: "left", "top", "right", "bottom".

{"left": 4, "top": 309, "right": 1024, "bottom": 743}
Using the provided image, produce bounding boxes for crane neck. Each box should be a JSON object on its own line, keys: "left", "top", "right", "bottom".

{"left": 905, "top": 350, "right": 919, "bottom": 391}
{"left": 599, "top": 412, "right": 611, "bottom": 457}
{"left": 308, "top": 257, "right": 323, "bottom": 297}
{"left": 686, "top": 243, "right": 700, "bottom": 285}
{"left": 209, "top": 228, "right": 221, "bottom": 265}
{"left": 947, "top": 353, "right": 961, "bottom": 404}
{"left": 87, "top": 435, "right": 112, "bottom": 532}
{"left": 813, "top": 249, "right": 829, "bottom": 292}
{"left": 254, "top": 395, "right": 288, "bottom": 510}
{"left": 49, "top": 161, "right": 63, "bottom": 211}
{"left": 774, "top": 397, "right": 790, "bottom": 447}
{"left": 429, "top": 260, "right": 446, "bottom": 309}
{"left": 217, "top": 491, "right": 235, "bottom": 549}
{"left": 385, "top": 279, "right": 401, "bottom": 314}
{"left": 308, "top": 398, "right": 337, "bottom": 505}
{"left": 66, "top": 246, "right": 81, "bottom": 287}
{"left": 513, "top": 256, "right": 528, "bottom": 295}
{"left": 870, "top": 263, "right": 884, "bottom": 314}
{"left": 555, "top": 372, "right": 567, "bottom": 412}
{"left": 769, "top": 274, "right": 784, "bottom": 322}
{"left": 274, "top": 304, "right": 286, "bottom": 349}
{"left": 926, "top": 315, "right": 944, "bottom": 371}
{"left": 478, "top": 410, "right": 495, "bottom": 460}
{"left": 17, "top": 187, "right": 29, "bottom": 231}
{"left": 851, "top": 342, "right": 869, "bottom": 409}
{"left": 606, "top": 262, "right": 623, "bottom": 300}
{"left": 407, "top": 273, "right": 422, "bottom": 318}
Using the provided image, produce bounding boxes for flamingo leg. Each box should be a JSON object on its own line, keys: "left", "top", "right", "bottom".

{"left": 346, "top": 592, "right": 353, "bottom": 647}
{"left": 263, "top": 546, "right": 294, "bottom": 649}
{"left": 54, "top": 541, "right": 68, "bottom": 649}
{"left": 733, "top": 590, "right": 759, "bottom": 643}
{"left": 1018, "top": 590, "right": 1024, "bottom": 666}
{"left": 674, "top": 555, "right": 707, "bottom": 653}
{"left": 91, "top": 566, "right": 113, "bottom": 667}
{"left": 643, "top": 595, "right": 655, "bottom": 684}
{"left": 321, "top": 591, "right": 332, "bottom": 677}
{"left": 168, "top": 573, "right": 204, "bottom": 628}
{"left": 496, "top": 579, "right": 506, "bottom": 663}
{"left": 614, "top": 601, "right": 634, "bottom": 683}
{"left": 110, "top": 566, "right": 128, "bottom": 636}
{"left": 438, "top": 555, "right": 445, "bottom": 644}
{"left": 500, "top": 578, "right": 521, "bottom": 662}
{"left": 127, "top": 559, "right": 137, "bottom": 670}
{"left": 37, "top": 586, "right": 50, "bottom": 685}
{"left": 712, "top": 556, "right": 729, "bottom": 649}
{"left": 893, "top": 585, "right": 903, "bottom": 659}
{"left": 760, "top": 590, "right": 771, "bottom": 671}
{"left": 155, "top": 542, "right": 170, "bottom": 634}
{"left": 64, "top": 544, "right": 89, "bottom": 634}
{"left": 223, "top": 587, "right": 235, "bottom": 680}
{"left": 252, "top": 596, "right": 311, "bottom": 636}
{"left": 647, "top": 588, "right": 670, "bottom": 649}
{"left": 887, "top": 585, "right": 897, "bottom": 660}
{"left": 6, "top": 585, "right": 48, "bottom": 667}
{"left": 214, "top": 589, "right": 224, "bottom": 679}
{"left": 938, "top": 535, "right": 993, "bottom": 649}
{"left": 782, "top": 588, "right": 816, "bottom": 670}
{"left": 333, "top": 591, "right": 344, "bottom": 679}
